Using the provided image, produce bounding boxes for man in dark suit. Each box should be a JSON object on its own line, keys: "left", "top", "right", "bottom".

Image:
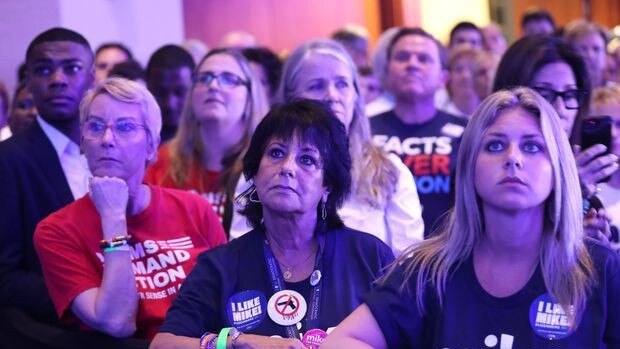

{"left": 0, "top": 25, "right": 93, "bottom": 320}
{"left": 0, "top": 28, "right": 147, "bottom": 349}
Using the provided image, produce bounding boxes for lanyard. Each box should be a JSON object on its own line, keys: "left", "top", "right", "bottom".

{"left": 262, "top": 231, "right": 325, "bottom": 339}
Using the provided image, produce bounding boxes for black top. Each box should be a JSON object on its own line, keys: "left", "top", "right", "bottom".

{"left": 366, "top": 241, "right": 620, "bottom": 348}
{"left": 159, "top": 227, "right": 394, "bottom": 338}
{"left": 0, "top": 120, "right": 73, "bottom": 321}
{"left": 370, "top": 110, "right": 467, "bottom": 237}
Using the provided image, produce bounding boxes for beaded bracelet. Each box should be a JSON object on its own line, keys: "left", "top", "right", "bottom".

{"left": 99, "top": 235, "right": 132, "bottom": 249}
{"left": 199, "top": 332, "right": 217, "bottom": 349}
{"left": 206, "top": 335, "right": 218, "bottom": 349}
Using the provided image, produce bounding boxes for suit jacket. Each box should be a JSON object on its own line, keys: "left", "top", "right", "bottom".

{"left": 0, "top": 119, "right": 73, "bottom": 321}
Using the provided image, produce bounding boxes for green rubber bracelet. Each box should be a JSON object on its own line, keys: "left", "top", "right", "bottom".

{"left": 103, "top": 245, "right": 130, "bottom": 253}
{"left": 217, "top": 327, "right": 232, "bottom": 349}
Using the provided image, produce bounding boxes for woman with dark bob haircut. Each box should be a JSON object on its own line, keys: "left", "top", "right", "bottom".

{"left": 151, "top": 99, "right": 394, "bottom": 349}
{"left": 231, "top": 39, "right": 423, "bottom": 256}
{"left": 493, "top": 35, "right": 619, "bottom": 204}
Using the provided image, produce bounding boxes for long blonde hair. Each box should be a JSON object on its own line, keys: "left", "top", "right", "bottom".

{"left": 277, "top": 39, "right": 397, "bottom": 207}
{"left": 168, "top": 48, "right": 268, "bottom": 195}
{"left": 387, "top": 87, "right": 595, "bottom": 320}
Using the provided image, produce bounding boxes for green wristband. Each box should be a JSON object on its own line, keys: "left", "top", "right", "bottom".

{"left": 217, "top": 327, "right": 231, "bottom": 349}
{"left": 103, "top": 245, "right": 130, "bottom": 253}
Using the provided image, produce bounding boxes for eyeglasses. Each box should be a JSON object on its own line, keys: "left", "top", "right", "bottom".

{"left": 83, "top": 119, "right": 148, "bottom": 141}
{"left": 192, "top": 71, "right": 249, "bottom": 89}
{"left": 532, "top": 87, "right": 588, "bottom": 110}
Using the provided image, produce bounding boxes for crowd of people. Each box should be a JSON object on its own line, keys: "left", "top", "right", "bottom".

{"left": 0, "top": 7, "right": 619, "bottom": 349}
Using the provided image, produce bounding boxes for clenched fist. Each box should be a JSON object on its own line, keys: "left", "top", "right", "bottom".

{"left": 89, "top": 176, "right": 129, "bottom": 220}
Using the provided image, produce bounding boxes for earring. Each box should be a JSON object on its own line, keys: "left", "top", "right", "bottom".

{"left": 249, "top": 187, "right": 260, "bottom": 203}
{"left": 321, "top": 199, "right": 327, "bottom": 220}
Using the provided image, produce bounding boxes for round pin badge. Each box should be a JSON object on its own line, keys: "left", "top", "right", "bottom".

{"left": 226, "top": 290, "right": 267, "bottom": 332}
{"left": 267, "top": 290, "right": 307, "bottom": 326}
{"left": 528, "top": 293, "right": 580, "bottom": 340}
{"left": 309, "top": 270, "right": 322, "bottom": 286}
{"left": 301, "top": 328, "right": 328, "bottom": 349}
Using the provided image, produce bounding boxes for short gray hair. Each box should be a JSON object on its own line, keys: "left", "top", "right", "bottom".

{"left": 79, "top": 77, "right": 162, "bottom": 152}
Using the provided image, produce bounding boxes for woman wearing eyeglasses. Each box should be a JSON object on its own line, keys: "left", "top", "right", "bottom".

{"left": 493, "top": 35, "right": 619, "bottom": 244}
{"left": 145, "top": 48, "right": 269, "bottom": 234}
{"left": 34, "top": 77, "right": 227, "bottom": 342}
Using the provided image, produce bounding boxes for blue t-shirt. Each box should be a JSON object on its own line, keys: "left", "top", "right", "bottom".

{"left": 159, "top": 227, "right": 394, "bottom": 339}
{"left": 370, "top": 110, "right": 466, "bottom": 237}
{"left": 365, "top": 241, "right": 620, "bottom": 348}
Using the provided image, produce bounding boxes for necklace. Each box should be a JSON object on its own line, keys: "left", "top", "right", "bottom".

{"left": 266, "top": 238, "right": 317, "bottom": 281}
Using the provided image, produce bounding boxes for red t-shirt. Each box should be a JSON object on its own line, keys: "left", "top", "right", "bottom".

{"left": 34, "top": 185, "right": 227, "bottom": 340}
{"left": 145, "top": 144, "right": 227, "bottom": 220}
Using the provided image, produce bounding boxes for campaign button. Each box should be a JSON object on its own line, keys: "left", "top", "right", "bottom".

{"left": 226, "top": 290, "right": 267, "bottom": 331}
{"left": 528, "top": 293, "right": 580, "bottom": 340}
{"left": 302, "top": 328, "right": 328, "bottom": 348}
{"left": 267, "top": 290, "right": 307, "bottom": 326}
{"left": 310, "top": 270, "right": 322, "bottom": 286}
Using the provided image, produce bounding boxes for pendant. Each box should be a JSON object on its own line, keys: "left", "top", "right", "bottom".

{"left": 283, "top": 269, "right": 292, "bottom": 280}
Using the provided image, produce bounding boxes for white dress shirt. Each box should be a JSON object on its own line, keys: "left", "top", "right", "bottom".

{"left": 37, "top": 116, "right": 91, "bottom": 199}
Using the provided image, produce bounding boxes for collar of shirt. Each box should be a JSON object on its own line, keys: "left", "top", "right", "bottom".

{"left": 37, "top": 115, "right": 91, "bottom": 199}
{"left": 37, "top": 115, "right": 73, "bottom": 159}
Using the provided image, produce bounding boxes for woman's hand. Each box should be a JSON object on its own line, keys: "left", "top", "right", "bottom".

{"left": 584, "top": 207, "right": 612, "bottom": 247}
{"left": 574, "top": 144, "right": 619, "bottom": 198}
{"left": 234, "top": 334, "right": 306, "bottom": 349}
{"left": 89, "top": 176, "right": 129, "bottom": 219}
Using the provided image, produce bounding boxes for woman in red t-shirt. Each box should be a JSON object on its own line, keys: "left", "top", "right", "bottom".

{"left": 145, "top": 48, "right": 268, "bottom": 233}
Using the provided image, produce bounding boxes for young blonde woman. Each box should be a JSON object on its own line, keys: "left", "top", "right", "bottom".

{"left": 146, "top": 48, "right": 268, "bottom": 233}
{"left": 230, "top": 40, "right": 424, "bottom": 255}
{"left": 323, "top": 87, "right": 620, "bottom": 348}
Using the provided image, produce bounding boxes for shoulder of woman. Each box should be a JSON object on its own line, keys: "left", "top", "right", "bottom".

{"left": 384, "top": 152, "right": 413, "bottom": 177}
{"left": 585, "top": 238, "right": 620, "bottom": 272}
{"left": 144, "top": 144, "right": 173, "bottom": 180}
{"left": 384, "top": 152, "right": 416, "bottom": 190}
{"left": 328, "top": 227, "right": 394, "bottom": 257}
{"left": 152, "top": 142, "right": 173, "bottom": 164}
{"left": 197, "top": 229, "right": 262, "bottom": 263}
{"left": 154, "top": 185, "right": 203, "bottom": 207}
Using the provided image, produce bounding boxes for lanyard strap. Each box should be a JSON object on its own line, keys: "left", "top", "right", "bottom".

{"left": 262, "top": 232, "right": 325, "bottom": 338}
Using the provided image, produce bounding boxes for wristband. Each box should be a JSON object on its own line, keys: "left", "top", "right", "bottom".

{"left": 100, "top": 239, "right": 129, "bottom": 249}
{"left": 216, "top": 327, "right": 232, "bottom": 349}
{"left": 199, "top": 331, "right": 212, "bottom": 349}
{"left": 103, "top": 245, "right": 130, "bottom": 253}
{"left": 199, "top": 332, "right": 217, "bottom": 349}
{"left": 229, "top": 327, "right": 242, "bottom": 348}
{"left": 111, "top": 234, "right": 131, "bottom": 242}
{"left": 206, "top": 335, "right": 218, "bottom": 349}
{"left": 99, "top": 235, "right": 132, "bottom": 249}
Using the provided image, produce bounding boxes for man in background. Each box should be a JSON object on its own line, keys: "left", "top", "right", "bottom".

{"left": 0, "top": 27, "right": 146, "bottom": 349}
{"left": 371, "top": 28, "right": 467, "bottom": 237}
{"left": 145, "top": 45, "right": 195, "bottom": 144}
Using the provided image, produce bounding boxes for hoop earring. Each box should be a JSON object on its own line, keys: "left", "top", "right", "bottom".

{"left": 249, "top": 187, "right": 260, "bottom": 203}
{"left": 321, "top": 199, "right": 327, "bottom": 221}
